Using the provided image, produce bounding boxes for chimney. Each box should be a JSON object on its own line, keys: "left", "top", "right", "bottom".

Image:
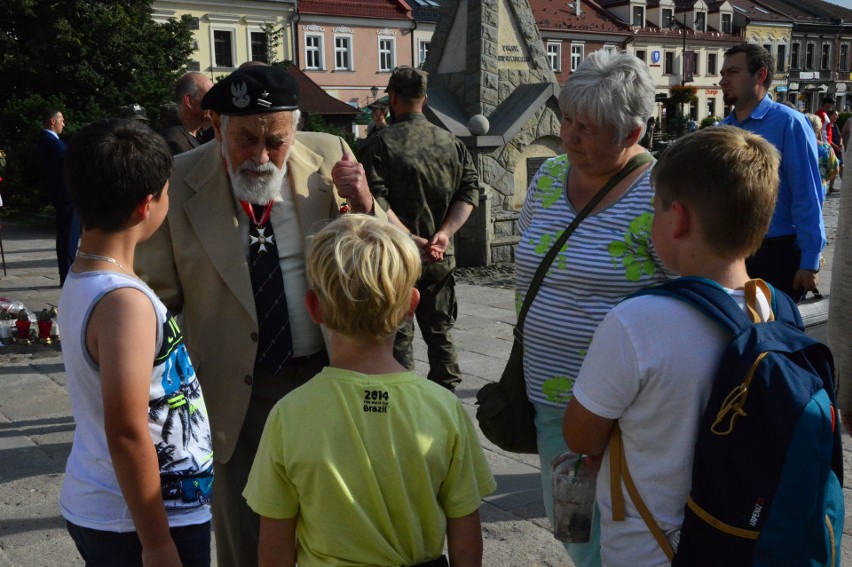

{"left": 574, "top": 0, "right": 582, "bottom": 16}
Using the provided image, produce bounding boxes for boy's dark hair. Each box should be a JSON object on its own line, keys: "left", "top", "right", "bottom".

{"left": 66, "top": 119, "right": 172, "bottom": 232}
{"left": 652, "top": 126, "right": 780, "bottom": 259}
{"left": 724, "top": 44, "right": 774, "bottom": 89}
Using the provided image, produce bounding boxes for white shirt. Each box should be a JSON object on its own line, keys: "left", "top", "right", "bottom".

{"left": 572, "top": 287, "right": 771, "bottom": 567}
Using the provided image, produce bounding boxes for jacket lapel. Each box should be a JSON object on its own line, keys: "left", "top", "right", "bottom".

{"left": 183, "top": 143, "right": 257, "bottom": 323}
{"left": 288, "top": 139, "right": 333, "bottom": 240}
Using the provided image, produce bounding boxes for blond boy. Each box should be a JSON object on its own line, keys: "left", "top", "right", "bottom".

{"left": 563, "top": 127, "right": 780, "bottom": 567}
{"left": 244, "top": 214, "right": 496, "bottom": 567}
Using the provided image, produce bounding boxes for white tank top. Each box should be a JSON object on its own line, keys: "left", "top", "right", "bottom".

{"left": 58, "top": 270, "right": 212, "bottom": 531}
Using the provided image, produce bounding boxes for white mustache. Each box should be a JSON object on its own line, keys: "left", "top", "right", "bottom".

{"left": 237, "top": 161, "right": 278, "bottom": 175}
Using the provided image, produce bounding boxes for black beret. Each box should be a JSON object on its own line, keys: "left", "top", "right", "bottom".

{"left": 118, "top": 103, "right": 149, "bottom": 122}
{"left": 202, "top": 66, "right": 299, "bottom": 116}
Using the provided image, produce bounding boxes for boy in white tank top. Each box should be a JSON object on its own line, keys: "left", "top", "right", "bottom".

{"left": 59, "top": 119, "right": 213, "bottom": 566}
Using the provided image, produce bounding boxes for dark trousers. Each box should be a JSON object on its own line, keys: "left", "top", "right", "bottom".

{"left": 66, "top": 520, "right": 211, "bottom": 567}
{"left": 212, "top": 352, "right": 327, "bottom": 567}
{"left": 394, "top": 263, "right": 461, "bottom": 391}
{"left": 746, "top": 235, "right": 803, "bottom": 302}
{"left": 55, "top": 203, "right": 80, "bottom": 286}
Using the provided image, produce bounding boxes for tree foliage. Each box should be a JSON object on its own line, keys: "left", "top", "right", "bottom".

{"left": 0, "top": 0, "right": 194, "bottom": 210}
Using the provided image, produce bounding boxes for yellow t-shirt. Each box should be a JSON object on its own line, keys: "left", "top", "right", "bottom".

{"left": 243, "top": 367, "right": 496, "bottom": 567}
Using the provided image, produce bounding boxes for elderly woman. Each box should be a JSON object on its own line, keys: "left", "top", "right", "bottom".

{"left": 805, "top": 113, "right": 838, "bottom": 197}
{"left": 515, "top": 50, "right": 669, "bottom": 566}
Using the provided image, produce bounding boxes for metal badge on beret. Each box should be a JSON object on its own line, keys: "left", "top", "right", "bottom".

{"left": 201, "top": 66, "right": 299, "bottom": 116}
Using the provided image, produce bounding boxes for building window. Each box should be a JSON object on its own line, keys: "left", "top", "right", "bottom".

{"left": 665, "top": 51, "right": 674, "bottom": 74}
{"left": 636, "top": 49, "right": 646, "bottom": 63}
{"left": 632, "top": 6, "right": 644, "bottom": 27}
{"left": 841, "top": 44, "right": 849, "bottom": 71}
{"left": 334, "top": 35, "right": 352, "bottom": 70}
{"left": 721, "top": 14, "right": 732, "bottom": 34}
{"left": 547, "top": 42, "right": 561, "bottom": 71}
{"left": 806, "top": 43, "right": 814, "bottom": 69}
{"left": 305, "top": 34, "right": 324, "bottom": 70}
{"left": 777, "top": 44, "right": 787, "bottom": 72}
{"left": 821, "top": 44, "right": 830, "bottom": 70}
{"left": 707, "top": 52, "right": 717, "bottom": 75}
{"left": 791, "top": 43, "right": 800, "bottom": 69}
{"left": 694, "top": 12, "right": 706, "bottom": 32}
{"left": 604, "top": 45, "right": 617, "bottom": 55}
{"left": 250, "top": 31, "right": 268, "bottom": 64}
{"left": 763, "top": 44, "right": 772, "bottom": 56}
{"left": 213, "top": 29, "right": 234, "bottom": 68}
{"left": 570, "top": 44, "right": 584, "bottom": 72}
{"left": 662, "top": 8, "right": 674, "bottom": 28}
{"left": 692, "top": 51, "right": 700, "bottom": 75}
{"left": 418, "top": 41, "right": 430, "bottom": 67}
{"left": 378, "top": 37, "right": 396, "bottom": 72}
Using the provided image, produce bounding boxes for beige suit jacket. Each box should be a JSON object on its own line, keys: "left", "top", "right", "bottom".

{"left": 136, "top": 132, "right": 384, "bottom": 463}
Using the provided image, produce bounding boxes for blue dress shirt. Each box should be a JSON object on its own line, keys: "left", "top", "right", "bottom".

{"left": 723, "top": 95, "right": 826, "bottom": 270}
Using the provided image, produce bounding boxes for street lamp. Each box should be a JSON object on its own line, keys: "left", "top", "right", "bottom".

{"left": 669, "top": 20, "right": 688, "bottom": 87}
{"left": 370, "top": 85, "right": 379, "bottom": 100}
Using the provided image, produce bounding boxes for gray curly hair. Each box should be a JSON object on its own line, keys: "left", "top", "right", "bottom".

{"left": 558, "top": 50, "right": 656, "bottom": 144}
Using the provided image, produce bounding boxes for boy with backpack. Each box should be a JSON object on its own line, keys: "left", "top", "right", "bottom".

{"left": 563, "top": 126, "right": 843, "bottom": 566}
{"left": 59, "top": 119, "right": 214, "bottom": 565}
{"left": 243, "top": 214, "right": 496, "bottom": 567}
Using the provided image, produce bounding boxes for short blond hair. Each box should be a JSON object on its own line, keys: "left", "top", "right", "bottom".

{"left": 652, "top": 126, "right": 780, "bottom": 259}
{"left": 306, "top": 214, "right": 422, "bottom": 342}
{"left": 804, "top": 113, "right": 823, "bottom": 141}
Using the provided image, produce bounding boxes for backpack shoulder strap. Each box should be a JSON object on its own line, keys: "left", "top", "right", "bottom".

{"left": 631, "top": 276, "right": 778, "bottom": 335}
{"left": 609, "top": 423, "right": 675, "bottom": 561}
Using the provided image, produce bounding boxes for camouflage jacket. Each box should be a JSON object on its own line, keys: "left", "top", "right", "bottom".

{"left": 361, "top": 112, "right": 479, "bottom": 258}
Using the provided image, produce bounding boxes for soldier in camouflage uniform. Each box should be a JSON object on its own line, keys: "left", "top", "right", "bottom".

{"left": 361, "top": 66, "right": 479, "bottom": 391}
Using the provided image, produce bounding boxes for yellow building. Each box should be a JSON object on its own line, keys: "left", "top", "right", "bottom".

{"left": 152, "top": 0, "right": 297, "bottom": 81}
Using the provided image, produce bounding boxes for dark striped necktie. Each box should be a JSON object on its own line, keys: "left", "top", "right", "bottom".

{"left": 248, "top": 203, "right": 293, "bottom": 374}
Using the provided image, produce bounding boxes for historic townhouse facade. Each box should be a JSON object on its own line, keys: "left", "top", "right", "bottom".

{"left": 152, "top": 0, "right": 296, "bottom": 79}
{"left": 294, "top": 0, "right": 414, "bottom": 109}
{"left": 757, "top": 0, "right": 852, "bottom": 112}
{"left": 531, "top": 0, "right": 742, "bottom": 122}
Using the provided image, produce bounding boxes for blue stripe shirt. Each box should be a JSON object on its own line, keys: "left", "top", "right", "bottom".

{"left": 515, "top": 155, "right": 669, "bottom": 407}
{"left": 723, "top": 95, "right": 826, "bottom": 270}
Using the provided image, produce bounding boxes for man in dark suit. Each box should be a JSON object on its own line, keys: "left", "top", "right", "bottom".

{"left": 160, "top": 71, "right": 213, "bottom": 155}
{"left": 37, "top": 108, "right": 79, "bottom": 285}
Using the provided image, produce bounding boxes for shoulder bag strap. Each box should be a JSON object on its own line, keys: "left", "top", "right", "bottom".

{"left": 609, "top": 422, "right": 675, "bottom": 561}
{"left": 516, "top": 152, "right": 654, "bottom": 337}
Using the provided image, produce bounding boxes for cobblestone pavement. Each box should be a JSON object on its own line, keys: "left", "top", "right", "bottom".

{"left": 2, "top": 190, "right": 852, "bottom": 565}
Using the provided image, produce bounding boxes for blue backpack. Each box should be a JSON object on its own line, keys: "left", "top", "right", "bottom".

{"left": 631, "top": 277, "right": 844, "bottom": 567}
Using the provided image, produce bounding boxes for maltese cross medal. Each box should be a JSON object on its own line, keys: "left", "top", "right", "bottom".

{"left": 250, "top": 226, "right": 275, "bottom": 253}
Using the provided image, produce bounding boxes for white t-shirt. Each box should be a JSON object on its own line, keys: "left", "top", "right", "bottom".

{"left": 572, "top": 285, "right": 770, "bottom": 567}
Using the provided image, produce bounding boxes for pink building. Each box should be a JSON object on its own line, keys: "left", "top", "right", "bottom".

{"left": 295, "top": 0, "right": 415, "bottom": 109}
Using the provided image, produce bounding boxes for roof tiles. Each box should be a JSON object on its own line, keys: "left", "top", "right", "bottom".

{"left": 298, "top": 0, "right": 413, "bottom": 20}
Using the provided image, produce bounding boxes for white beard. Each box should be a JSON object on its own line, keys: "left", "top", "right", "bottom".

{"left": 222, "top": 137, "right": 289, "bottom": 204}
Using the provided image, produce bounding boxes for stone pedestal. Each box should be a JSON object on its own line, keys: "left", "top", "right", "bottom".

{"left": 456, "top": 185, "right": 491, "bottom": 267}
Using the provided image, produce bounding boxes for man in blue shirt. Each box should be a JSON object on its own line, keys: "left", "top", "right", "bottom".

{"left": 721, "top": 43, "right": 824, "bottom": 301}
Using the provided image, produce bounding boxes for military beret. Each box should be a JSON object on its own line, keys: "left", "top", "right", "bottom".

{"left": 385, "top": 66, "right": 428, "bottom": 98}
{"left": 367, "top": 99, "right": 388, "bottom": 111}
{"left": 202, "top": 66, "right": 299, "bottom": 116}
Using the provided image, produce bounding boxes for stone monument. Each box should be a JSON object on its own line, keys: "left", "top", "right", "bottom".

{"left": 422, "top": 0, "right": 563, "bottom": 265}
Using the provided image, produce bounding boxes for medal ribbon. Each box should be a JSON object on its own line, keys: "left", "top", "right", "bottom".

{"left": 239, "top": 200, "right": 274, "bottom": 226}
